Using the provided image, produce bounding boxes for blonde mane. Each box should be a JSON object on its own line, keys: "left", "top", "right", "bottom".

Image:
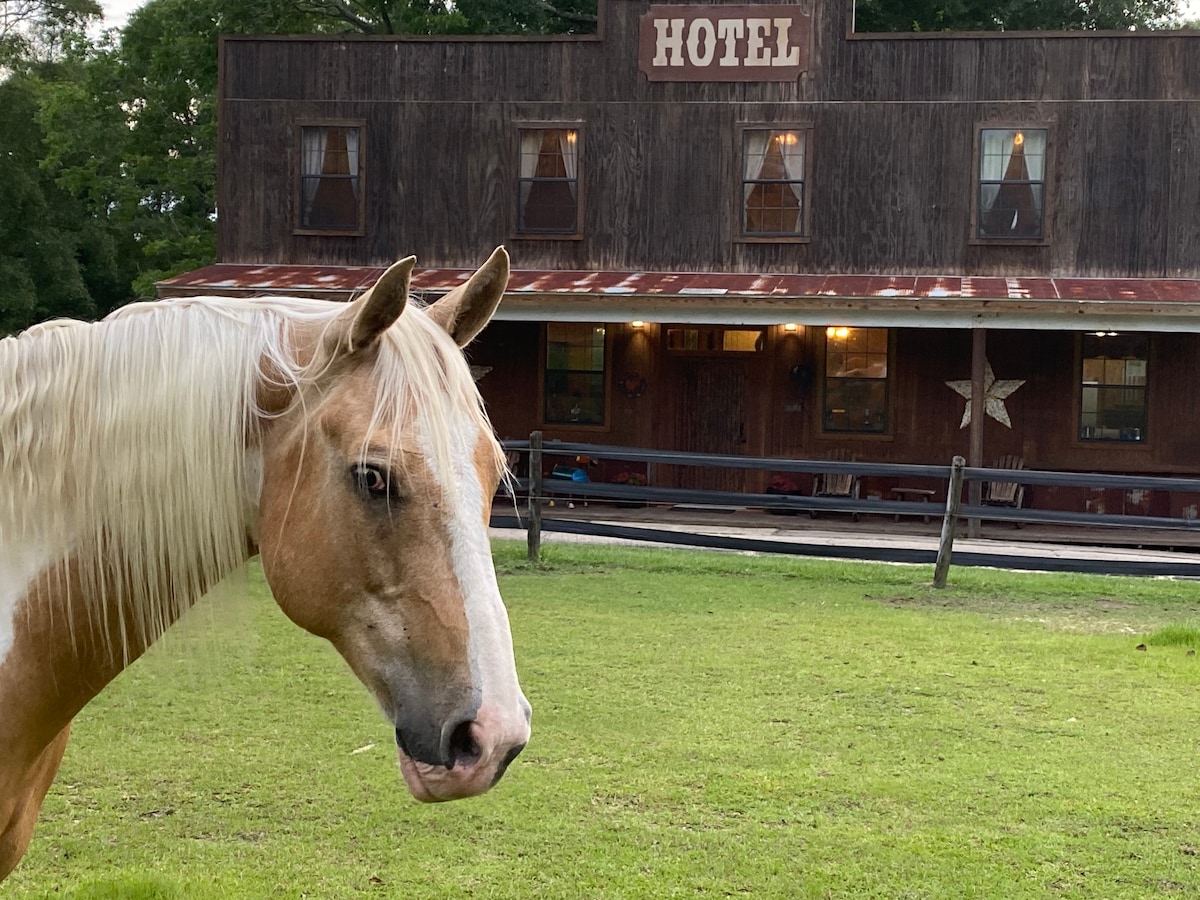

{"left": 0, "top": 293, "right": 499, "bottom": 661}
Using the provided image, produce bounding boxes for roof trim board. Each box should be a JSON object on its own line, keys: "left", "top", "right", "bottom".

{"left": 156, "top": 264, "right": 1200, "bottom": 332}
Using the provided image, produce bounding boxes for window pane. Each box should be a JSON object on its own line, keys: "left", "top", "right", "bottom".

{"left": 823, "top": 379, "right": 888, "bottom": 433}
{"left": 546, "top": 323, "right": 604, "bottom": 371}
{"left": 518, "top": 127, "right": 579, "bottom": 234}
{"left": 977, "top": 128, "right": 1046, "bottom": 240}
{"left": 300, "top": 126, "right": 360, "bottom": 230}
{"left": 825, "top": 351, "right": 845, "bottom": 377}
{"left": 722, "top": 330, "right": 764, "bottom": 352}
{"left": 823, "top": 327, "right": 889, "bottom": 432}
{"left": 543, "top": 372, "right": 605, "bottom": 425}
{"left": 1079, "top": 333, "right": 1148, "bottom": 442}
{"left": 743, "top": 129, "right": 805, "bottom": 236}
{"left": 544, "top": 323, "right": 605, "bottom": 426}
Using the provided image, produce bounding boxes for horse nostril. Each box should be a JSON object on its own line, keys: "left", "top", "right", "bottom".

{"left": 446, "top": 720, "right": 481, "bottom": 771}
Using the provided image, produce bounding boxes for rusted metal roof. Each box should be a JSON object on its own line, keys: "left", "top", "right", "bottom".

{"left": 157, "top": 264, "right": 1200, "bottom": 331}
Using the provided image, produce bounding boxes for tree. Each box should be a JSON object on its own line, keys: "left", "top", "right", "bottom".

{"left": 290, "top": 0, "right": 597, "bottom": 35}
{"left": 1, "top": 0, "right": 100, "bottom": 67}
{"left": 0, "top": 74, "right": 107, "bottom": 333}
{"left": 36, "top": 0, "right": 328, "bottom": 302}
{"left": 853, "top": 0, "right": 1185, "bottom": 32}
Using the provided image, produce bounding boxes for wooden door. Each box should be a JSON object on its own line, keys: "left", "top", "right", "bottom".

{"left": 675, "top": 358, "right": 749, "bottom": 492}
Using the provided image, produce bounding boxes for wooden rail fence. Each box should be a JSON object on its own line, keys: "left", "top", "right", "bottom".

{"left": 497, "top": 434, "right": 1200, "bottom": 580}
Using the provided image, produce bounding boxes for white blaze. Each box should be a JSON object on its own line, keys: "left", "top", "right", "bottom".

{"left": 423, "top": 410, "right": 528, "bottom": 726}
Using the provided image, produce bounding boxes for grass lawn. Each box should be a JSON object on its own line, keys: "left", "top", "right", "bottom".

{"left": 7, "top": 541, "right": 1200, "bottom": 898}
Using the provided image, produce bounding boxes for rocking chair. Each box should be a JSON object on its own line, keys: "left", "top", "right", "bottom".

{"left": 810, "top": 449, "right": 861, "bottom": 522}
{"left": 982, "top": 454, "right": 1026, "bottom": 528}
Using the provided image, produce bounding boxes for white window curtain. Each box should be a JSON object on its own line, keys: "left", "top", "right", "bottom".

{"left": 518, "top": 130, "right": 542, "bottom": 212}
{"left": 778, "top": 132, "right": 805, "bottom": 230}
{"left": 558, "top": 130, "right": 578, "bottom": 200}
{"left": 980, "top": 129, "right": 1046, "bottom": 216}
{"left": 344, "top": 128, "right": 360, "bottom": 197}
{"left": 301, "top": 127, "right": 328, "bottom": 220}
{"left": 743, "top": 131, "right": 771, "bottom": 205}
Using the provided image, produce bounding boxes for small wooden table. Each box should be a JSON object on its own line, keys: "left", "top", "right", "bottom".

{"left": 890, "top": 487, "right": 937, "bottom": 523}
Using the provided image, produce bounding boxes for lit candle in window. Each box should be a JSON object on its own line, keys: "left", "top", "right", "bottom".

{"left": 1013, "top": 131, "right": 1025, "bottom": 146}
{"left": 566, "top": 130, "right": 578, "bottom": 144}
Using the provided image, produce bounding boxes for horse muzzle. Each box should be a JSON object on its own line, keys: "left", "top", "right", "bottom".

{"left": 393, "top": 700, "right": 531, "bottom": 802}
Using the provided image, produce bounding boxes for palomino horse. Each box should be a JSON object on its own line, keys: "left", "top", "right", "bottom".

{"left": 0, "top": 248, "right": 531, "bottom": 880}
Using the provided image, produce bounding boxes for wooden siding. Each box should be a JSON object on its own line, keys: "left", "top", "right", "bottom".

{"left": 474, "top": 323, "right": 1200, "bottom": 486}
{"left": 218, "top": 0, "right": 1200, "bottom": 278}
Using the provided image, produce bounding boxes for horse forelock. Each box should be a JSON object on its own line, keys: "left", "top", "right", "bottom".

{"left": 364, "top": 309, "right": 506, "bottom": 498}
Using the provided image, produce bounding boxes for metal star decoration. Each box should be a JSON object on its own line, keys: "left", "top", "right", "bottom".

{"left": 945, "top": 360, "right": 1025, "bottom": 429}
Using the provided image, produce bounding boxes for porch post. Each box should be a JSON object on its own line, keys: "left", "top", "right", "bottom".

{"left": 967, "top": 328, "right": 986, "bottom": 538}
{"left": 527, "top": 430, "right": 543, "bottom": 562}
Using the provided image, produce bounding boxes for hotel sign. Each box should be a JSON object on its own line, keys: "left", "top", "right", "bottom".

{"left": 638, "top": 4, "right": 811, "bottom": 82}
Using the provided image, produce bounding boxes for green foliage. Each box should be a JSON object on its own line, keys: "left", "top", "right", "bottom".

{"left": 0, "top": 0, "right": 101, "bottom": 68}
{"left": 0, "top": 75, "right": 101, "bottom": 333}
{"left": 8, "top": 549, "right": 1200, "bottom": 897}
{"left": 292, "top": 0, "right": 598, "bottom": 35}
{"left": 854, "top": 0, "right": 1186, "bottom": 32}
{"left": 35, "top": 1, "right": 329, "bottom": 307}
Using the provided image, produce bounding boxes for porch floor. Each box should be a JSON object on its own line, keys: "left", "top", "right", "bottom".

{"left": 490, "top": 498, "right": 1200, "bottom": 569}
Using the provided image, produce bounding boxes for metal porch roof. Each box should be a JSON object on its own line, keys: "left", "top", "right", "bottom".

{"left": 156, "top": 264, "right": 1200, "bottom": 332}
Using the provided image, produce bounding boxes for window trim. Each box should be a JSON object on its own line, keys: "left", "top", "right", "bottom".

{"left": 816, "top": 326, "right": 894, "bottom": 438}
{"left": 1072, "top": 332, "right": 1152, "bottom": 448}
{"left": 538, "top": 322, "right": 611, "bottom": 431}
{"left": 513, "top": 122, "right": 585, "bottom": 241}
{"left": 969, "top": 122, "right": 1053, "bottom": 246}
{"left": 734, "top": 122, "right": 813, "bottom": 244}
{"left": 294, "top": 119, "right": 367, "bottom": 237}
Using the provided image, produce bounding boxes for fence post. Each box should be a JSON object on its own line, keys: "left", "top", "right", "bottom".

{"left": 527, "top": 430, "right": 543, "bottom": 562}
{"left": 933, "top": 455, "right": 965, "bottom": 588}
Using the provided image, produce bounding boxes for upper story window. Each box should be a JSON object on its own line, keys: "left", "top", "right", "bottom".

{"left": 1080, "top": 332, "right": 1148, "bottom": 443}
{"left": 517, "top": 127, "right": 580, "bottom": 236}
{"left": 298, "top": 124, "right": 363, "bottom": 233}
{"left": 544, "top": 323, "right": 605, "bottom": 426}
{"left": 742, "top": 128, "right": 807, "bottom": 238}
{"left": 976, "top": 127, "right": 1047, "bottom": 240}
{"left": 823, "top": 327, "right": 889, "bottom": 434}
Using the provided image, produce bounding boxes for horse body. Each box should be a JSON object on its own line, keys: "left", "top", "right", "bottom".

{"left": 0, "top": 249, "right": 529, "bottom": 880}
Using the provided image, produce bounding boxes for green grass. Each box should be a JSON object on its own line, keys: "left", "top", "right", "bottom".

{"left": 1145, "top": 624, "right": 1200, "bottom": 649}
{"left": 8, "top": 542, "right": 1200, "bottom": 898}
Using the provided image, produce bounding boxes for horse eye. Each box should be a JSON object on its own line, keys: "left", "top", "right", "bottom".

{"left": 351, "top": 464, "right": 394, "bottom": 499}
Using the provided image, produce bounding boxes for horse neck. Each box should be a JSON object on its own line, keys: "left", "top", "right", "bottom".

{"left": 0, "top": 549, "right": 231, "bottom": 763}
{"left": 0, "top": 306, "right": 267, "bottom": 760}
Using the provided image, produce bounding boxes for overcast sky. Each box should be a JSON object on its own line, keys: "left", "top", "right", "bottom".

{"left": 99, "top": 0, "right": 143, "bottom": 31}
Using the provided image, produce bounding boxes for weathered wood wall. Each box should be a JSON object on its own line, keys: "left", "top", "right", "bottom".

{"left": 472, "top": 323, "right": 1200, "bottom": 489}
{"left": 219, "top": 0, "right": 1200, "bottom": 277}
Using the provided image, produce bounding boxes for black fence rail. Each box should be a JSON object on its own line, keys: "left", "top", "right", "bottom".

{"left": 497, "top": 434, "right": 1200, "bottom": 580}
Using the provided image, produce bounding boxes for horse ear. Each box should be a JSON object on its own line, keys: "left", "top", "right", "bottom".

{"left": 426, "top": 246, "right": 509, "bottom": 348}
{"left": 329, "top": 256, "right": 415, "bottom": 354}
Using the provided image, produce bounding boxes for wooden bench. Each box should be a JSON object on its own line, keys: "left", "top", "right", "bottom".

{"left": 890, "top": 487, "right": 936, "bottom": 523}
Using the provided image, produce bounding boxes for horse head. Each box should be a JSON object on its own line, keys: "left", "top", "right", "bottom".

{"left": 255, "top": 247, "right": 530, "bottom": 801}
